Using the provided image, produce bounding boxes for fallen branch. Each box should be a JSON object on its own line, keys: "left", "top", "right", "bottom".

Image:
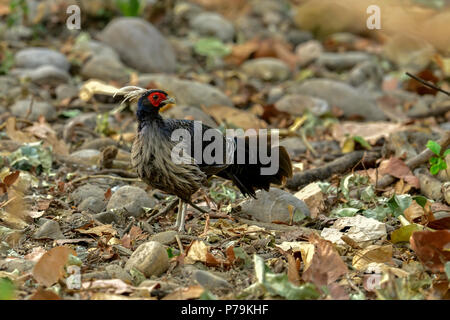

{"left": 406, "top": 72, "right": 450, "bottom": 96}
{"left": 286, "top": 150, "right": 380, "bottom": 190}
{"left": 376, "top": 131, "right": 450, "bottom": 189}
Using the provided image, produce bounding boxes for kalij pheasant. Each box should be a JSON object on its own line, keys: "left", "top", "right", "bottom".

{"left": 115, "top": 87, "right": 293, "bottom": 232}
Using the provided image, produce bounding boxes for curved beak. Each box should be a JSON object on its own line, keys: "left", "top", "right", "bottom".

{"left": 162, "top": 96, "right": 176, "bottom": 105}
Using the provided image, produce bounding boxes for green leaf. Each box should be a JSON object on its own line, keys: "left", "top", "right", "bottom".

{"left": 194, "top": 38, "right": 231, "bottom": 58}
{"left": 167, "top": 247, "right": 174, "bottom": 259}
{"left": 429, "top": 156, "right": 439, "bottom": 165}
{"left": 438, "top": 159, "right": 447, "bottom": 171}
{"left": 412, "top": 196, "right": 428, "bottom": 208}
{"left": 265, "top": 273, "right": 320, "bottom": 300}
{"left": 353, "top": 136, "right": 372, "bottom": 150}
{"left": 7, "top": 141, "right": 52, "bottom": 175}
{"left": 363, "top": 206, "right": 390, "bottom": 221}
{"left": 443, "top": 149, "right": 450, "bottom": 157}
{"left": 253, "top": 255, "right": 320, "bottom": 300}
{"left": 426, "top": 140, "right": 441, "bottom": 156}
{"left": 200, "top": 290, "right": 218, "bottom": 300}
{"left": 0, "top": 277, "right": 15, "bottom": 300}
{"left": 115, "top": 0, "right": 140, "bottom": 16}
{"left": 361, "top": 186, "right": 376, "bottom": 202}
{"left": 0, "top": 50, "right": 14, "bottom": 75}
{"left": 60, "top": 109, "right": 81, "bottom": 118}
{"left": 333, "top": 207, "right": 360, "bottom": 217}
{"left": 391, "top": 224, "right": 423, "bottom": 243}
{"left": 387, "top": 194, "right": 412, "bottom": 217}
{"left": 430, "top": 164, "right": 440, "bottom": 175}
{"left": 233, "top": 247, "right": 252, "bottom": 268}
{"left": 129, "top": 267, "right": 146, "bottom": 286}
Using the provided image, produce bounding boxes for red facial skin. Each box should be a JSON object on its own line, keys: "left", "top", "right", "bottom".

{"left": 147, "top": 92, "right": 167, "bottom": 107}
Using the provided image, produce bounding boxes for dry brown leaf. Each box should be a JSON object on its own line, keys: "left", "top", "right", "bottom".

{"left": 404, "top": 200, "right": 434, "bottom": 225}
{"left": 410, "top": 230, "right": 450, "bottom": 273}
{"left": 0, "top": 210, "right": 29, "bottom": 229}
{"left": 0, "top": 183, "right": 6, "bottom": 196}
{"left": 184, "top": 240, "right": 209, "bottom": 264}
{"left": 104, "top": 188, "right": 112, "bottom": 201}
{"left": 0, "top": 170, "right": 20, "bottom": 197}
{"left": 352, "top": 245, "right": 393, "bottom": 271}
{"left": 25, "top": 116, "right": 69, "bottom": 155}
{"left": 121, "top": 234, "right": 132, "bottom": 249}
{"left": 205, "top": 251, "right": 223, "bottom": 267}
{"left": 29, "top": 288, "right": 61, "bottom": 300}
{"left": 331, "top": 121, "right": 404, "bottom": 144}
{"left": 5, "top": 117, "right": 36, "bottom": 143}
{"left": 254, "top": 38, "right": 278, "bottom": 59}
{"left": 273, "top": 41, "right": 298, "bottom": 70}
{"left": 327, "top": 282, "right": 349, "bottom": 300}
{"left": 287, "top": 254, "right": 301, "bottom": 286}
{"left": 32, "top": 246, "right": 76, "bottom": 287}
{"left": 276, "top": 242, "right": 315, "bottom": 271}
{"left": 225, "top": 245, "right": 236, "bottom": 265}
{"left": 378, "top": 157, "right": 419, "bottom": 188}
{"left": 184, "top": 240, "right": 230, "bottom": 267}
{"left": 226, "top": 39, "right": 260, "bottom": 65}
{"left": 427, "top": 217, "right": 450, "bottom": 230}
{"left": 82, "top": 279, "right": 133, "bottom": 294}
{"left": 129, "top": 225, "right": 147, "bottom": 242}
{"left": 340, "top": 235, "right": 361, "bottom": 249}
{"left": 3, "top": 171, "right": 20, "bottom": 187}
{"left": 76, "top": 224, "right": 117, "bottom": 237}
{"left": 406, "top": 69, "right": 439, "bottom": 96}
{"left": 162, "top": 285, "right": 204, "bottom": 300}
{"left": 302, "top": 234, "right": 348, "bottom": 286}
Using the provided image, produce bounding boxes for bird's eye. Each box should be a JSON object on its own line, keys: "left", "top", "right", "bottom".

{"left": 152, "top": 95, "right": 158, "bottom": 100}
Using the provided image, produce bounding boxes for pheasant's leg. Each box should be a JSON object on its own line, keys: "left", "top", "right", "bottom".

{"left": 174, "top": 198, "right": 183, "bottom": 229}
{"left": 186, "top": 199, "right": 209, "bottom": 214}
{"left": 161, "top": 198, "right": 179, "bottom": 216}
{"left": 148, "top": 198, "right": 178, "bottom": 224}
{"left": 177, "top": 201, "right": 187, "bottom": 232}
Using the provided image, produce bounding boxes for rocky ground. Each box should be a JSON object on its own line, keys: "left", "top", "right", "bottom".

{"left": 0, "top": 0, "right": 449, "bottom": 300}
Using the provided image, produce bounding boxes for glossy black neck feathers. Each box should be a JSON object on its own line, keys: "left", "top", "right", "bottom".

{"left": 136, "top": 95, "right": 163, "bottom": 131}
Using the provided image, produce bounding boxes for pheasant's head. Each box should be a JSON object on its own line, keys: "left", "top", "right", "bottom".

{"left": 115, "top": 86, "right": 175, "bottom": 112}
{"left": 138, "top": 89, "right": 175, "bottom": 110}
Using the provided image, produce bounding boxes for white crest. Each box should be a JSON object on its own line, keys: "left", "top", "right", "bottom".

{"left": 114, "top": 86, "right": 148, "bottom": 104}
